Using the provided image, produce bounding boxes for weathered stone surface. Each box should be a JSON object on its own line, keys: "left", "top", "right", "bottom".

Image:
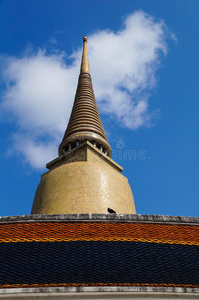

{"left": 0, "top": 213, "right": 199, "bottom": 225}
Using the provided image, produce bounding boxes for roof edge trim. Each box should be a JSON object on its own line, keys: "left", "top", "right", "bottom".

{"left": 0, "top": 214, "right": 199, "bottom": 225}
{"left": 0, "top": 285, "right": 199, "bottom": 295}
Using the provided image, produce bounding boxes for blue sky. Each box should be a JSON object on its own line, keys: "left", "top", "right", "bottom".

{"left": 0, "top": 0, "right": 199, "bottom": 217}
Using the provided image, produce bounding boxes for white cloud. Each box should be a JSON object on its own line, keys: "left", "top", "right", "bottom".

{"left": 0, "top": 11, "right": 171, "bottom": 170}
{"left": 11, "top": 134, "right": 58, "bottom": 170}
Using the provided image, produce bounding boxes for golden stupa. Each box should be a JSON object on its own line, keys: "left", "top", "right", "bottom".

{"left": 31, "top": 37, "right": 136, "bottom": 215}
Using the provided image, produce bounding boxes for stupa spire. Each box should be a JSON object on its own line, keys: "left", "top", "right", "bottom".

{"left": 80, "top": 37, "right": 90, "bottom": 74}
{"left": 59, "top": 37, "right": 112, "bottom": 157}
{"left": 31, "top": 36, "right": 136, "bottom": 216}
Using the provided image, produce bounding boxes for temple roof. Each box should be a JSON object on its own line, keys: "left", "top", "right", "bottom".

{"left": 0, "top": 214, "right": 199, "bottom": 293}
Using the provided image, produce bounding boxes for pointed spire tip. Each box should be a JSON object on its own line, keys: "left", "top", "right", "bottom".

{"left": 80, "top": 36, "right": 90, "bottom": 74}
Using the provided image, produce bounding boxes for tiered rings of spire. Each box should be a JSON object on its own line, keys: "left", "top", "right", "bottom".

{"left": 59, "top": 37, "right": 112, "bottom": 157}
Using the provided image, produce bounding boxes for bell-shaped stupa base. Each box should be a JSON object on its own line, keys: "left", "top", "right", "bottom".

{"left": 31, "top": 141, "right": 136, "bottom": 215}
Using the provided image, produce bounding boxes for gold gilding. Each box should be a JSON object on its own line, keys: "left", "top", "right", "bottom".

{"left": 80, "top": 37, "right": 90, "bottom": 74}
{"left": 59, "top": 37, "right": 111, "bottom": 157}
{"left": 31, "top": 145, "right": 136, "bottom": 215}
{"left": 31, "top": 37, "right": 137, "bottom": 215}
